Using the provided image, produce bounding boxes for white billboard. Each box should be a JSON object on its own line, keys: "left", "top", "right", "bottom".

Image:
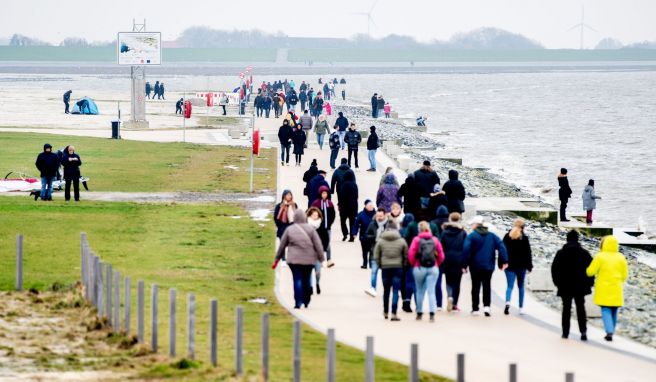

{"left": 117, "top": 32, "right": 162, "bottom": 65}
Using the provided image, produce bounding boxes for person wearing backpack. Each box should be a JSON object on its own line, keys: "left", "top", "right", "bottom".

{"left": 407, "top": 221, "right": 445, "bottom": 321}
{"left": 328, "top": 126, "right": 341, "bottom": 169}
{"left": 374, "top": 220, "right": 408, "bottom": 321}
{"left": 463, "top": 216, "right": 509, "bottom": 317}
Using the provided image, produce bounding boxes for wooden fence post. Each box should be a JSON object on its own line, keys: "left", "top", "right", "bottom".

{"left": 93, "top": 256, "right": 100, "bottom": 309}
{"left": 188, "top": 293, "right": 195, "bottom": 360}
{"left": 261, "top": 313, "right": 269, "bottom": 381}
{"left": 565, "top": 372, "right": 574, "bottom": 382}
{"left": 137, "top": 280, "right": 144, "bottom": 344}
{"left": 457, "top": 353, "right": 465, "bottom": 382}
{"left": 235, "top": 306, "right": 243, "bottom": 376}
{"left": 124, "top": 276, "right": 131, "bottom": 334}
{"left": 510, "top": 363, "right": 517, "bottom": 382}
{"left": 293, "top": 320, "right": 301, "bottom": 382}
{"left": 169, "top": 288, "right": 176, "bottom": 357}
{"left": 151, "top": 283, "right": 158, "bottom": 352}
{"left": 15, "top": 234, "right": 23, "bottom": 291}
{"left": 113, "top": 271, "right": 120, "bottom": 332}
{"left": 409, "top": 343, "right": 418, "bottom": 382}
{"left": 98, "top": 262, "right": 105, "bottom": 316}
{"left": 365, "top": 336, "right": 374, "bottom": 382}
{"left": 210, "top": 299, "right": 218, "bottom": 367}
{"left": 106, "top": 264, "right": 112, "bottom": 324}
{"left": 80, "top": 232, "right": 87, "bottom": 289}
{"left": 327, "top": 328, "right": 336, "bottom": 382}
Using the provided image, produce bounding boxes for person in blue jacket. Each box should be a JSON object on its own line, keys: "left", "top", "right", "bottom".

{"left": 353, "top": 200, "right": 376, "bottom": 269}
{"left": 307, "top": 170, "right": 330, "bottom": 208}
{"left": 463, "top": 216, "right": 508, "bottom": 317}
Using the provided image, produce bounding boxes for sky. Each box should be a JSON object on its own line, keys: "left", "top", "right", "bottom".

{"left": 1, "top": 0, "right": 655, "bottom": 49}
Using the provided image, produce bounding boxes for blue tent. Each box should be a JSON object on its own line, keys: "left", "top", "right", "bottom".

{"left": 71, "top": 97, "right": 99, "bottom": 115}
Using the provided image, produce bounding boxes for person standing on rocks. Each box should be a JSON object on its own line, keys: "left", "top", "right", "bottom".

{"left": 278, "top": 119, "right": 294, "bottom": 166}
{"left": 440, "top": 213, "right": 468, "bottom": 312}
{"left": 442, "top": 170, "right": 466, "bottom": 214}
{"left": 328, "top": 126, "right": 341, "bottom": 169}
{"left": 311, "top": 187, "right": 336, "bottom": 268}
{"left": 374, "top": 220, "right": 408, "bottom": 321}
{"left": 274, "top": 209, "right": 325, "bottom": 309}
{"left": 366, "top": 126, "right": 380, "bottom": 172}
{"left": 551, "top": 230, "right": 593, "bottom": 341}
{"left": 354, "top": 200, "right": 376, "bottom": 269}
{"left": 35, "top": 143, "right": 60, "bottom": 201}
{"left": 408, "top": 221, "right": 445, "bottom": 322}
{"left": 371, "top": 93, "right": 379, "bottom": 118}
{"left": 502, "top": 218, "right": 533, "bottom": 315}
{"left": 586, "top": 235, "right": 628, "bottom": 342}
{"left": 582, "top": 179, "right": 602, "bottom": 224}
{"left": 338, "top": 171, "right": 359, "bottom": 242}
{"left": 558, "top": 168, "right": 573, "bottom": 222}
{"left": 365, "top": 208, "right": 389, "bottom": 297}
{"left": 345, "top": 123, "right": 362, "bottom": 169}
{"left": 314, "top": 115, "right": 329, "bottom": 150}
{"left": 334, "top": 112, "right": 349, "bottom": 150}
{"left": 274, "top": 190, "right": 298, "bottom": 240}
{"left": 463, "top": 216, "right": 508, "bottom": 317}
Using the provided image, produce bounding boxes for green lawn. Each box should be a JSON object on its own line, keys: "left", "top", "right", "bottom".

{"left": 0, "top": 132, "right": 275, "bottom": 193}
{"left": 0, "top": 198, "right": 448, "bottom": 381}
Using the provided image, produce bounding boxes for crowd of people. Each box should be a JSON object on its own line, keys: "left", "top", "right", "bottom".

{"left": 253, "top": 78, "right": 347, "bottom": 120}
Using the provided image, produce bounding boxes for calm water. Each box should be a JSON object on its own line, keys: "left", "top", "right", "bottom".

{"left": 3, "top": 68, "right": 655, "bottom": 234}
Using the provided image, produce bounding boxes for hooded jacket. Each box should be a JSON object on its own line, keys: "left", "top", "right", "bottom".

{"left": 307, "top": 174, "right": 330, "bottom": 207}
{"left": 463, "top": 226, "right": 508, "bottom": 272}
{"left": 353, "top": 208, "right": 376, "bottom": 240}
{"left": 413, "top": 167, "right": 440, "bottom": 198}
{"left": 586, "top": 236, "right": 628, "bottom": 307}
{"left": 337, "top": 171, "right": 358, "bottom": 212}
{"left": 551, "top": 236, "right": 594, "bottom": 297}
{"left": 311, "top": 187, "right": 336, "bottom": 230}
{"left": 558, "top": 175, "right": 572, "bottom": 201}
{"left": 442, "top": 170, "right": 466, "bottom": 213}
{"left": 374, "top": 230, "right": 408, "bottom": 269}
{"left": 431, "top": 205, "right": 450, "bottom": 236}
{"left": 275, "top": 209, "right": 325, "bottom": 265}
{"left": 440, "top": 223, "right": 468, "bottom": 274}
{"left": 35, "top": 144, "right": 60, "bottom": 178}
{"left": 582, "top": 185, "right": 600, "bottom": 211}
{"left": 330, "top": 163, "right": 355, "bottom": 195}
{"left": 502, "top": 232, "right": 533, "bottom": 272}
{"left": 302, "top": 164, "right": 319, "bottom": 193}
{"left": 398, "top": 174, "right": 420, "bottom": 216}
{"left": 408, "top": 231, "right": 445, "bottom": 268}
{"left": 376, "top": 174, "right": 401, "bottom": 213}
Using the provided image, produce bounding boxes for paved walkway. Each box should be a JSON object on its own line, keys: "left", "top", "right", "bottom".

{"left": 259, "top": 116, "right": 656, "bottom": 381}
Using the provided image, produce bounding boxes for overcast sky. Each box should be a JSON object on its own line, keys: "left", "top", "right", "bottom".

{"left": 2, "top": 0, "right": 654, "bottom": 48}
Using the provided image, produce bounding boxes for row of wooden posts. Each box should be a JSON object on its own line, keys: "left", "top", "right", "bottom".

{"left": 14, "top": 233, "right": 579, "bottom": 382}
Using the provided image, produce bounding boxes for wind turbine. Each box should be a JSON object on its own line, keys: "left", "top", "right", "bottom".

{"left": 568, "top": 5, "right": 597, "bottom": 50}
{"left": 352, "top": 0, "right": 380, "bottom": 38}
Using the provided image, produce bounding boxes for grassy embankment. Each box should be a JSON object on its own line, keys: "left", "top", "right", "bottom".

{"left": 0, "top": 132, "right": 449, "bottom": 381}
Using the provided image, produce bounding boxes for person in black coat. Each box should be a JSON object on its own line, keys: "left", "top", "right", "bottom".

{"left": 302, "top": 159, "right": 319, "bottom": 203}
{"left": 440, "top": 214, "right": 468, "bottom": 312}
{"left": 330, "top": 158, "right": 355, "bottom": 197}
{"left": 502, "top": 218, "right": 533, "bottom": 315}
{"left": 344, "top": 124, "right": 362, "bottom": 169}
{"left": 35, "top": 143, "right": 60, "bottom": 201}
{"left": 371, "top": 93, "right": 378, "bottom": 118}
{"left": 63, "top": 90, "right": 72, "bottom": 114}
{"left": 278, "top": 120, "right": 294, "bottom": 166}
{"left": 558, "top": 168, "right": 573, "bottom": 222}
{"left": 397, "top": 173, "right": 420, "bottom": 217}
{"left": 159, "top": 83, "right": 165, "bottom": 100}
{"left": 291, "top": 125, "right": 306, "bottom": 166}
{"left": 442, "top": 170, "right": 466, "bottom": 213}
{"left": 366, "top": 125, "right": 380, "bottom": 172}
{"left": 175, "top": 98, "right": 184, "bottom": 114}
{"left": 551, "top": 230, "right": 594, "bottom": 340}
{"left": 61, "top": 145, "right": 82, "bottom": 202}
{"left": 307, "top": 171, "right": 330, "bottom": 208}
{"left": 338, "top": 171, "right": 359, "bottom": 242}
{"left": 154, "top": 81, "right": 160, "bottom": 99}
{"left": 145, "top": 82, "right": 152, "bottom": 99}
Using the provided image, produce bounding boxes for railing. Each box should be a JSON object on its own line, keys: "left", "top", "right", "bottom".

{"left": 13, "top": 232, "right": 579, "bottom": 381}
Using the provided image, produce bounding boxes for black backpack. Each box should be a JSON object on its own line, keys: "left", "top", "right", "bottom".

{"left": 419, "top": 237, "right": 436, "bottom": 267}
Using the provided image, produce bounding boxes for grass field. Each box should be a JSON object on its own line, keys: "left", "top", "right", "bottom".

{"left": 0, "top": 198, "right": 448, "bottom": 381}
{"left": 0, "top": 132, "right": 275, "bottom": 193}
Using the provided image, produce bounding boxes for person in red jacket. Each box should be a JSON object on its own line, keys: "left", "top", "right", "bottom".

{"left": 408, "top": 221, "right": 445, "bottom": 321}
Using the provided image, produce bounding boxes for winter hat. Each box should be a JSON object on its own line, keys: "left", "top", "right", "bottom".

{"left": 43, "top": 143, "right": 52, "bottom": 150}
{"left": 364, "top": 199, "right": 372, "bottom": 206}
{"left": 340, "top": 158, "right": 348, "bottom": 164}
{"left": 370, "top": 125, "right": 376, "bottom": 132}
{"left": 468, "top": 215, "right": 485, "bottom": 226}
{"left": 566, "top": 230, "right": 579, "bottom": 242}
{"left": 561, "top": 168, "right": 568, "bottom": 175}
{"left": 311, "top": 159, "right": 318, "bottom": 167}
{"left": 423, "top": 160, "right": 431, "bottom": 167}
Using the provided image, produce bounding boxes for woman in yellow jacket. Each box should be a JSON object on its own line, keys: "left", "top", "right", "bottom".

{"left": 586, "top": 235, "right": 628, "bottom": 341}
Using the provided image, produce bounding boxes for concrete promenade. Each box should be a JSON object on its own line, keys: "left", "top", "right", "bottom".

{"left": 259, "top": 116, "right": 656, "bottom": 382}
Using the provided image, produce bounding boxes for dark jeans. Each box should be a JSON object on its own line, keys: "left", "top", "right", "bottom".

{"left": 329, "top": 149, "right": 339, "bottom": 169}
{"left": 289, "top": 264, "right": 314, "bottom": 308}
{"left": 65, "top": 178, "right": 80, "bottom": 201}
{"left": 372, "top": 108, "right": 377, "bottom": 118}
{"left": 470, "top": 269, "right": 493, "bottom": 311}
{"left": 280, "top": 144, "right": 290, "bottom": 163}
{"left": 560, "top": 199, "right": 568, "bottom": 220}
{"left": 434, "top": 269, "right": 444, "bottom": 308}
{"left": 300, "top": 101, "right": 306, "bottom": 111}
{"left": 348, "top": 147, "right": 359, "bottom": 168}
{"left": 445, "top": 271, "right": 463, "bottom": 306}
{"left": 340, "top": 209, "right": 356, "bottom": 237}
{"left": 295, "top": 153, "right": 302, "bottom": 165}
{"left": 221, "top": 105, "right": 227, "bottom": 115}
{"left": 256, "top": 107, "right": 262, "bottom": 117}
{"left": 64, "top": 101, "right": 70, "bottom": 114}
{"left": 360, "top": 239, "right": 371, "bottom": 267}
{"left": 176, "top": 106, "right": 182, "bottom": 114}
{"left": 561, "top": 295, "right": 587, "bottom": 337}
{"left": 382, "top": 268, "right": 403, "bottom": 314}
{"left": 401, "top": 265, "right": 415, "bottom": 303}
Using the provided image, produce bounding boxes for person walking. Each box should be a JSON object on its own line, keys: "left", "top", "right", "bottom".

{"left": 551, "top": 230, "right": 594, "bottom": 340}
{"left": 274, "top": 189, "right": 298, "bottom": 240}
{"left": 302, "top": 159, "right": 319, "bottom": 204}
{"left": 312, "top": 92, "right": 324, "bottom": 117}
{"left": 278, "top": 120, "right": 293, "bottom": 166}
{"left": 328, "top": 126, "right": 341, "bottom": 169}
{"left": 345, "top": 123, "right": 362, "bottom": 169}
{"left": 463, "top": 216, "right": 508, "bottom": 316}
{"left": 558, "top": 168, "right": 573, "bottom": 222}
{"left": 61, "top": 145, "right": 82, "bottom": 202}
{"left": 299, "top": 110, "right": 313, "bottom": 145}
{"left": 365, "top": 208, "right": 389, "bottom": 297}
{"left": 366, "top": 126, "right": 380, "bottom": 172}
{"left": 582, "top": 179, "right": 602, "bottom": 224}
{"left": 334, "top": 112, "right": 349, "bottom": 150}
{"left": 307, "top": 170, "right": 330, "bottom": 208}
{"left": 35, "top": 143, "right": 60, "bottom": 201}
{"left": 376, "top": 173, "right": 401, "bottom": 213}
{"left": 374, "top": 221, "right": 408, "bottom": 321}
{"left": 299, "top": 89, "right": 308, "bottom": 112}
{"left": 408, "top": 221, "right": 445, "bottom": 321}
{"left": 442, "top": 170, "right": 466, "bottom": 214}
{"left": 314, "top": 115, "right": 329, "bottom": 150}
{"left": 586, "top": 235, "right": 628, "bottom": 341}
{"left": 440, "top": 213, "right": 467, "bottom": 312}
{"left": 414, "top": 161, "right": 441, "bottom": 216}
{"left": 311, "top": 187, "right": 336, "bottom": 268}
{"left": 427, "top": 185, "right": 448, "bottom": 222}
{"left": 154, "top": 81, "right": 160, "bottom": 100}
{"left": 330, "top": 158, "right": 355, "bottom": 198}
{"left": 273, "top": 93, "right": 281, "bottom": 118}
{"left": 354, "top": 200, "right": 376, "bottom": 269}
{"left": 502, "top": 218, "right": 533, "bottom": 315}
{"left": 371, "top": 93, "right": 378, "bottom": 118}
{"left": 292, "top": 125, "right": 307, "bottom": 166}
{"left": 63, "top": 90, "right": 72, "bottom": 114}
{"left": 262, "top": 93, "right": 271, "bottom": 118}
{"left": 400, "top": 213, "right": 416, "bottom": 312}
{"left": 159, "top": 82, "right": 165, "bottom": 100}
{"left": 306, "top": 208, "right": 329, "bottom": 294}
{"left": 337, "top": 171, "right": 358, "bottom": 242}
{"left": 398, "top": 174, "right": 420, "bottom": 217}
{"left": 254, "top": 92, "right": 263, "bottom": 117}
{"left": 274, "top": 209, "right": 325, "bottom": 309}
{"left": 379, "top": 167, "right": 398, "bottom": 186}
{"left": 145, "top": 82, "right": 151, "bottom": 99}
